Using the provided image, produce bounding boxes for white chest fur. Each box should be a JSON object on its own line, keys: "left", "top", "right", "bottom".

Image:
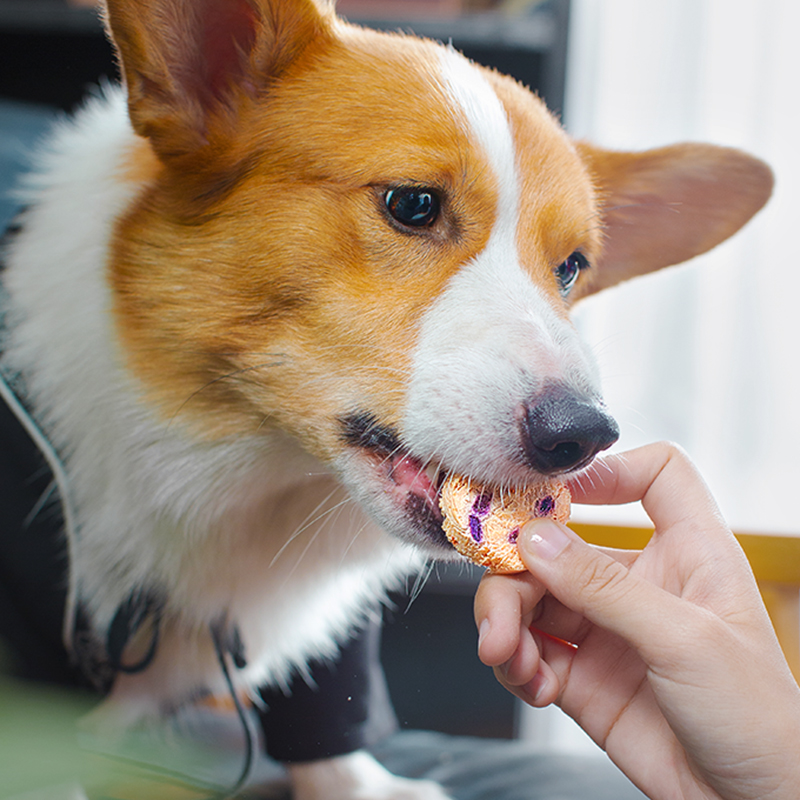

{"left": 2, "top": 90, "right": 422, "bottom": 713}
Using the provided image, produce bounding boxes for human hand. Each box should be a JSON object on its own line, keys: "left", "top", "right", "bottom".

{"left": 475, "top": 442, "right": 800, "bottom": 800}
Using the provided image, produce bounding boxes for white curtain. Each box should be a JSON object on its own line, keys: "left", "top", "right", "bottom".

{"left": 565, "top": 0, "right": 800, "bottom": 535}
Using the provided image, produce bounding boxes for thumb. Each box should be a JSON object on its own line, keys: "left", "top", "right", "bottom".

{"left": 517, "top": 518, "right": 681, "bottom": 654}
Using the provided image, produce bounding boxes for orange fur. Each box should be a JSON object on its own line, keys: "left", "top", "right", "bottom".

{"left": 486, "top": 70, "right": 603, "bottom": 312}
{"left": 107, "top": 2, "right": 772, "bottom": 462}
{"left": 117, "top": 136, "right": 162, "bottom": 184}
{"left": 109, "top": 24, "right": 503, "bottom": 453}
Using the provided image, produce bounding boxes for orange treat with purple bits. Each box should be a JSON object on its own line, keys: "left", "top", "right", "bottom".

{"left": 440, "top": 475, "right": 571, "bottom": 573}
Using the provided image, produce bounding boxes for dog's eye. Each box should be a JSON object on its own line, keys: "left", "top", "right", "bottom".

{"left": 555, "top": 251, "right": 589, "bottom": 295}
{"left": 384, "top": 187, "right": 440, "bottom": 228}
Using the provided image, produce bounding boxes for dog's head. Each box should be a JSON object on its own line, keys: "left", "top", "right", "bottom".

{"left": 104, "top": 0, "right": 772, "bottom": 555}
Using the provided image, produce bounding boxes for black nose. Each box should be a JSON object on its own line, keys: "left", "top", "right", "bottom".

{"left": 522, "top": 388, "right": 619, "bottom": 475}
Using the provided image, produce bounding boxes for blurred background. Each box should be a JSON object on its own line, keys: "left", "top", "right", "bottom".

{"left": 0, "top": 0, "right": 798, "bottom": 792}
{"left": 567, "top": 0, "right": 800, "bottom": 538}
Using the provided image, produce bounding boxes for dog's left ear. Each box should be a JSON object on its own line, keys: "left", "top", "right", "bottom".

{"left": 103, "top": 0, "right": 334, "bottom": 165}
{"left": 576, "top": 142, "right": 774, "bottom": 296}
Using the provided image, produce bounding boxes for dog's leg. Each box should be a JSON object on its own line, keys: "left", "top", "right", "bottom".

{"left": 287, "top": 751, "right": 452, "bottom": 800}
{"left": 258, "top": 622, "right": 450, "bottom": 799}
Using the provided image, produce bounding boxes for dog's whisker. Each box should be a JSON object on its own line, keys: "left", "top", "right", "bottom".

{"left": 339, "top": 508, "right": 370, "bottom": 567}
{"left": 255, "top": 413, "right": 276, "bottom": 433}
{"left": 275, "top": 495, "right": 360, "bottom": 588}
{"left": 275, "top": 520, "right": 328, "bottom": 589}
{"left": 405, "top": 560, "right": 436, "bottom": 610}
{"left": 270, "top": 490, "right": 352, "bottom": 568}
{"left": 167, "top": 359, "right": 288, "bottom": 428}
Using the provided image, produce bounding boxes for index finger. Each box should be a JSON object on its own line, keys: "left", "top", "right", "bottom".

{"left": 568, "top": 441, "right": 728, "bottom": 540}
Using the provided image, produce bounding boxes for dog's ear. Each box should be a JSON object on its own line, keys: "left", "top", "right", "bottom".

{"left": 103, "top": 0, "right": 333, "bottom": 164}
{"left": 575, "top": 142, "right": 773, "bottom": 296}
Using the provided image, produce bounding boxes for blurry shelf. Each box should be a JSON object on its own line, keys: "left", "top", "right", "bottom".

{"left": 0, "top": 1, "right": 101, "bottom": 33}
{"left": 346, "top": 10, "right": 558, "bottom": 50}
{"left": 0, "top": 0, "right": 558, "bottom": 47}
{"left": 0, "top": 0, "right": 569, "bottom": 112}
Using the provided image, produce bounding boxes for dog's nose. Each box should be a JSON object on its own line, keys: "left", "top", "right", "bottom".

{"left": 522, "top": 388, "right": 619, "bottom": 475}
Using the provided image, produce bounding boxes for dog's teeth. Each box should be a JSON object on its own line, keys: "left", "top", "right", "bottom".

{"left": 424, "top": 462, "right": 441, "bottom": 486}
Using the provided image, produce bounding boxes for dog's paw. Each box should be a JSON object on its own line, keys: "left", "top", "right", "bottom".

{"left": 287, "top": 750, "right": 451, "bottom": 800}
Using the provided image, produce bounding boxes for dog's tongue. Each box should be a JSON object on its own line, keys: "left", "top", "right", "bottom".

{"left": 389, "top": 453, "right": 440, "bottom": 509}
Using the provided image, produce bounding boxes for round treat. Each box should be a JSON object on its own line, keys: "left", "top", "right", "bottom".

{"left": 440, "top": 475, "right": 571, "bottom": 573}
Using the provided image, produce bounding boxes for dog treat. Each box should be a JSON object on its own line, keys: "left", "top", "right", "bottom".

{"left": 440, "top": 475, "right": 571, "bottom": 573}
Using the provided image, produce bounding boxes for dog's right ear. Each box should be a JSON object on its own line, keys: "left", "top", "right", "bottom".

{"left": 103, "top": 0, "right": 334, "bottom": 165}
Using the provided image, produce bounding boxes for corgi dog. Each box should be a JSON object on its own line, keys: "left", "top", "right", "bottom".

{"left": 0, "top": 0, "right": 772, "bottom": 798}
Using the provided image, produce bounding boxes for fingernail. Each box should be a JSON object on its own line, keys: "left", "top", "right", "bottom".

{"left": 478, "top": 618, "right": 491, "bottom": 650}
{"left": 521, "top": 519, "right": 570, "bottom": 561}
{"left": 528, "top": 669, "right": 549, "bottom": 704}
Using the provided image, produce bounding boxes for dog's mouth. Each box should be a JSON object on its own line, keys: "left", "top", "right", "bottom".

{"left": 340, "top": 412, "right": 451, "bottom": 552}
{"left": 339, "top": 397, "right": 618, "bottom": 557}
